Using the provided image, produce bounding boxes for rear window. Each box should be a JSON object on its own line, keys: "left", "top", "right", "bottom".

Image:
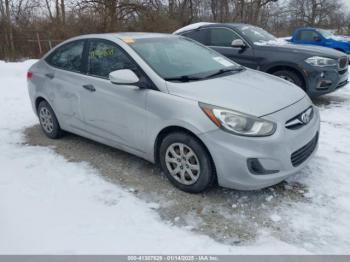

{"left": 46, "top": 40, "right": 85, "bottom": 72}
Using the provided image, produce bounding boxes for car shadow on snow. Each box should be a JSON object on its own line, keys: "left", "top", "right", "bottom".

{"left": 313, "top": 93, "right": 349, "bottom": 108}
{"left": 24, "top": 125, "right": 311, "bottom": 245}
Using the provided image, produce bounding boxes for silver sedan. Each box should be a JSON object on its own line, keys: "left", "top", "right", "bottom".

{"left": 27, "top": 33, "right": 320, "bottom": 193}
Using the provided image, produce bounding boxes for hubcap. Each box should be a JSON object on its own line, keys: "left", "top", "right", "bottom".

{"left": 165, "top": 143, "right": 200, "bottom": 185}
{"left": 278, "top": 75, "right": 295, "bottom": 84}
{"left": 39, "top": 107, "right": 54, "bottom": 134}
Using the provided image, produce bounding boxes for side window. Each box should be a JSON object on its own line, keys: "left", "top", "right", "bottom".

{"left": 208, "top": 28, "right": 240, "bottom": 47}
{"left": 88, "top": 40, "right": 136, "bottom": 78}
{"left": 46, "top": 40, "right": 85, "bottom": 72}
{"left": 182, "top": 30, "right": 208, "bottom": 45}
{"left": 297, "top": 31, "right": 320, "bottom": 42}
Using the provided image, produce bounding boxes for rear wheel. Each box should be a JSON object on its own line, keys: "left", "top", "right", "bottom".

{"left": 273, "top": 70, "right": 304, "bottom": 88}
{"left": 38, "top": 100, "right": 63, "bottom": 139}
{"left": 159, "top": 132, "right": 214, "bottom": 193}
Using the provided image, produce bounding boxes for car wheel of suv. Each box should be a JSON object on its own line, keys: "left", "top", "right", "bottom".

{"left": 159, "top": 132, "right": 214, "bottom": 193}
{"left": 38, "top": 100, "right": 63, "bottom": 139}
{"left": 273, "top": 70, "right": 303, "bottom": 88}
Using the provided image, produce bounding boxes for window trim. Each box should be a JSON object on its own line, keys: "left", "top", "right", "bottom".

{"left": 45, "top": 39, "right": 87, "bottom": 74}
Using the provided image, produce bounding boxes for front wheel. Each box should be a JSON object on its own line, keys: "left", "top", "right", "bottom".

{"left": 159, "top": 132, "right": 215, "bottom": 193}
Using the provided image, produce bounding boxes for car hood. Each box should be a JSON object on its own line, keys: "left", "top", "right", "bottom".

{"left": 166, "top": 69, "right": 306, "bottom": 117}
{"left": 329, "top": 36, "right": 350, "bottom": 43}
{"left": 257, "top": 42, "right": 346, "bottom": 58}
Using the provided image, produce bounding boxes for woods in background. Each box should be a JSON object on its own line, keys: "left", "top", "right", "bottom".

{"left": 1, "top": 0, "right": 350, "bottom": 60}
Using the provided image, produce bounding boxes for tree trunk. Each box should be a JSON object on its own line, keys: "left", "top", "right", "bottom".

{"left": 5, "top": 0, "right": 15, "bottom": 56}
{"left": 60, "top": 0, "right": 65, "bottom": 25}
{"left": 55, "top": 0, "right": 60, "bottom": 23}
{"left": 45, "top": 0, "right": 54, "bottom": 22}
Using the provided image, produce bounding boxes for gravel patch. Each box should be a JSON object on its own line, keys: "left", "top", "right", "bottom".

{"left": 24, "top": 125, "right": 308, "bottom": 245}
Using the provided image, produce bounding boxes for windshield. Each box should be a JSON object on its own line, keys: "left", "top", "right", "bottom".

{"left": 129, "top": 37, "right": 241, "bottom": 80}
{"left": 236, "top": 25, "right": 277, "bottom": 44}
{"left": 318, "top": 29, "right": 334, "bottom": 39}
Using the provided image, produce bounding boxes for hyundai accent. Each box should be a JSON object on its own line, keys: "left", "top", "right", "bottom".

{"left": 27, "top": 33, "right": 320, "bottom": 193}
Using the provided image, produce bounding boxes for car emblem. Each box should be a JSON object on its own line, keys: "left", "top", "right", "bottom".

{"left": 300, "top": 108, "right": 312, "bottom": 124}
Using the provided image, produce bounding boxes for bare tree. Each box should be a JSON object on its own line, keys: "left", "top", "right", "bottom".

{"left": 288, "top": 0, "right": 343, "bottom": 28}
{"left": 0, "top": 0, "right": 349, "bottom": 60}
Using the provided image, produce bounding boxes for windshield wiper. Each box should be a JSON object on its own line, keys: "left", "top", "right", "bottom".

{"left": 164, "top": 67, "right": 245, "bottom": 82}
{"left": 164, "top": 75, "right": 203, "bottom": 82}
{"left": 204, "top": 66, "right": 245, "bottom": 79}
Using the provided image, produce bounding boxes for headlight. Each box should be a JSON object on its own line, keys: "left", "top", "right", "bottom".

{"left": 199, "top": 103, "right": 276, "bottom": 137}
{"left": 305, "top": 56, "right": 337, "bottom": 67}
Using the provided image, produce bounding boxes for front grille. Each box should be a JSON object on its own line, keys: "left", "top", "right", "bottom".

{"left": 285, "top": 107, "right": 314, "bottom": 130}
{"left": 338, "top": 57, "right": 349, "bottom": 70}
{"left": 291, "top": 133, "right": 318, "bottom": 167}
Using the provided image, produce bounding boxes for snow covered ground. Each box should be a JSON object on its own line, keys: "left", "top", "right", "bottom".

{"left": 0, "top": 60, "right": 350, "bottom": 254}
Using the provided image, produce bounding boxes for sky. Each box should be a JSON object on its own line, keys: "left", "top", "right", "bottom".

{"left": 342, "top": 0, "right": 350, "bottom": 11}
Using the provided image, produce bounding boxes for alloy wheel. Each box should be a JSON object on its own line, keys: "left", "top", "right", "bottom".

{"left": 278, "top": 75, "right": 295, "bottom": 84}
{"left": 39, "top": 107, "right": 54, "bottom": 134}
{"left": 165, "top": 143, "right": 201, "bottom": 185}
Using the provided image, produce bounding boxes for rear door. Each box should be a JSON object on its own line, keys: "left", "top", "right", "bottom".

{"left": 78, "top": 39, "right": 149, "bottom": 152}
{"left": 44, "top": 39, "right": 87, "bottom": 129}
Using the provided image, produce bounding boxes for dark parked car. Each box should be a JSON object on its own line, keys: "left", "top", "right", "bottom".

{"left": 174, "top": 23, "right": 349, "bottom": 97}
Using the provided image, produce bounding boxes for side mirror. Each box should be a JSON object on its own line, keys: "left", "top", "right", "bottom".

{"left": 231, "top": 39, "right": 246, "bottom": 49}
{"left": 109, "top": 69, "right": 139, "bottom": 85}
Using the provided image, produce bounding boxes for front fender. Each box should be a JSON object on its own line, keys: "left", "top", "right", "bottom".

{"left": 264, "top": 62, "right": 306, "bottom": 78}
{"left": 143, "top": 90, "right": 218, "bottom": 163}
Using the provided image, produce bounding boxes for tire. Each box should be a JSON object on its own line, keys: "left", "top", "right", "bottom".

{"left": 159, "top": 132, "right": 215, "bottom": 193}
{"left": 272, "top": 70, "right": 304, "bottom": 88}
{"left": 37, "top": 100, "right": 63, "bottom": 139}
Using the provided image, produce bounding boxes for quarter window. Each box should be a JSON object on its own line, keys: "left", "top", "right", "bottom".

{"left": 46, "top": 40, "right": 85, "bottom": 72}
{"left": 88, "top": 40, "right": 136, "bottom": 78}
{"left": 208, "top": 28, "right": 240, "bottom": 47}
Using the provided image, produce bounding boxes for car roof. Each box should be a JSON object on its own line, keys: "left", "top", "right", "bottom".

{"left": 115, "top": 32, "right": 174, "bottom": 39}
{"left": 67, "top": 32, "right": 177, "bottom": 42}
{"left": 173, "top": 22, "right": 254, "bottom": 34}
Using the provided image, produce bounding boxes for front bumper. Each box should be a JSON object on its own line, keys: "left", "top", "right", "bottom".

{"left": 303, "top": 63, "right": 349, "bottom": 97}
{"left": 199, "top": 96, "right": 320, "bottom": 190}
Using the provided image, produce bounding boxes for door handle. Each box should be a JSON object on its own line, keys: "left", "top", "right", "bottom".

{"left": 82, "top": 84, "right": 96, "bottom": 92}
{"left": 45, "top": 73, "right": 54, "bottom": 79}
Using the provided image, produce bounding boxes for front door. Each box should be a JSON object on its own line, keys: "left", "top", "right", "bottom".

{"left": 294, "top": 30, "right": 324, "bottom": 47}
{"left": 79, "top": 39, "right": 149, "bottom": 152}
{"left": 207, "top": 28, "right": 258, "bottom": 69}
